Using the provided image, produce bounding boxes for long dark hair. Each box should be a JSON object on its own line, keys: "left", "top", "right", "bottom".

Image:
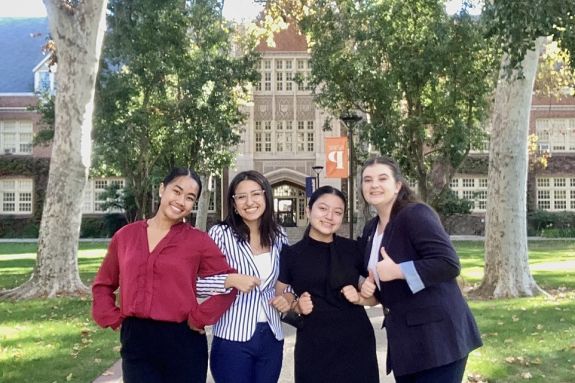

{"left": 303, "top": 185, "right": 347, "bottom": 238}
{"left": 162, "top": 167, "right": 203, "bottom": 199}
{"left": 222, "top": 170, "right": 283, "bottom": 247}
{"left": 360, "top": 156, "right": 418, "bottom": 218}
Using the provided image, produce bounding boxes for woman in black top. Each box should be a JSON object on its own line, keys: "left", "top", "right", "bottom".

{"left": 275, "top": 186, "right": 379, "bottom": 383}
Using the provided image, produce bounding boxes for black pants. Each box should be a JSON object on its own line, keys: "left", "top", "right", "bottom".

{"left": 120, "top": 317, "right": 208, "bottom": 383}
{"left": 394, "top": 356, "right": 468, "bottom": 383}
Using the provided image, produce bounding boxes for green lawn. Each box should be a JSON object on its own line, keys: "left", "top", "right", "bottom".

{"left": 455, "top": 240, "right": 575, "bottom": 383}
{"left": 0, "top": 240, "right": 574, "bottom": 383}
{"left": 0, "top": 242, "right": 119, "bottom": 383}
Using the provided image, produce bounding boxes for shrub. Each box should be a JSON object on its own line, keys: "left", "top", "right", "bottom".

{"left": 433, "top": 188, "right": 474, "bottom": 217}
{"left": 528, "top": 210, "right": 575, "bottom": 237}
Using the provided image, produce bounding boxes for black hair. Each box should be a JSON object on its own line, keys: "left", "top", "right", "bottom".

{"left": 162, "top": 167, "right": 203, "bottom": 200}
{"left": 223, "top": 170, "right": 283, "bottom": 248}
{"left": 360, "top": 156, "right": 418, "bottom": 218}
{"left": 303, "top": 185, "right": 347, "bottom": 238}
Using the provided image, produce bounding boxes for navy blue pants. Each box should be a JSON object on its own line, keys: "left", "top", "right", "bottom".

{"left": 394, "top": 356, "right": 468, "bottom": 383}
{"left": 210, "top": 322, "right": 284, "bottom": 383}
{"left": 120, "top": 317, "right": 208, "bottom": 383}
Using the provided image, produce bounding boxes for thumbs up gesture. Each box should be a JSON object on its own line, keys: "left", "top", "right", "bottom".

{"left": 376, "top": 247, "right": 404, "bottom": 282}
{"left": 360, "top": 270, "right": 377, "bottom": 299}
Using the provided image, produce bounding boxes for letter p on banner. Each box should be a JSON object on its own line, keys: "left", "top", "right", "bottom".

{"left": 325, "top": 137, "right": 349, "bottom": 178}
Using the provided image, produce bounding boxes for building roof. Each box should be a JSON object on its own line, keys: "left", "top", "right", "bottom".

{"left": 256, "top": 23, "right": 308, "bottom": 53}
{"left": 0, "top": 17, "right": 50, "bottom": 93}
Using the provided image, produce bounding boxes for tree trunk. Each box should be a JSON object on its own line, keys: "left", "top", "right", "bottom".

{"left": 194, "top": 174, "right": 211, "bottom": 230}
{"left": 1, "top": 0, "right": 108, "bottom": 299}
{"left": 475, "top": 37, "right": 546, "bottom": 299}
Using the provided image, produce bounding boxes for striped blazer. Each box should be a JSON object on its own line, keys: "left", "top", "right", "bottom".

{"left": 198, "top": 224, "right": 288, "bottom": 342}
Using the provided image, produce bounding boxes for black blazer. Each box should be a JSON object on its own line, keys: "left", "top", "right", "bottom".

{"left": 359, "top": 203, "right": 482, "bottom": 376}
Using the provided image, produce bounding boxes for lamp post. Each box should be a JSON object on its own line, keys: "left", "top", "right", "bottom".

{"left": 340, "top": 112, "right": 362, "bottom": 239}
{"left": 311, "top": 165, "right": 324, "bottom": 190}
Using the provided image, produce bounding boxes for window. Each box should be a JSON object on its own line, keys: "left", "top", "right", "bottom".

{"left": 0, "top": 121, "right": 33, "bottom": 155}
{"left": 535, "top": 176, "right": 575, "bottom": 211}
{"left": 35, "top": 70, "right": 55, "bottom": 94}
{"left": 276, "top": 72, "right": 283, "bottom": 91}
{"left": 462, "top": 179, "right": 475, "bottom": 188}
{"left": 450, "top": 176, "right": 488, "bottom": 213}
{"left": 296, "top": 121, "right": 314, "bottom": 152}
{"left": 536, "top": 118, "right": 575, "bottom": 153}
{"left": 0, "top": 179, "right": 33, "bottom": 214}
{"left": 537, "top": 178, "right": 550, "bottom": 188}
{"left": 264, "top": 72, "right": 272, "bottom": 91}
{"left": 83, "top": 178, "right": 125, "bottom": 214}
{"left": 255, "top": 120, "right": 313, "bottom": 154}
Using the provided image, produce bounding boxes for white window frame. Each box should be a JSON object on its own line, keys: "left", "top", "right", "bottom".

{"left": 83, "top": 178, "right": 125, "bottom": 214}
{"left": 536, "top": 176, "right": 575, "bottom": 211}
{"left": 0, "top": 178, "right": 33, "bottom": 215}
{"left": 0, "top": 120, "right": 33, "bottom": 155}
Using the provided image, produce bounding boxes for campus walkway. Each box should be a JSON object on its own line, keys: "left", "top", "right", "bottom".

{"left": 92, "top": 305, "right": 395, "bottom": 383}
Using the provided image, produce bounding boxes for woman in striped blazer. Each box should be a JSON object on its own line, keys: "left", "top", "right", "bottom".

{"left": 197, "top": 170, "right": 289, "bottom": 383}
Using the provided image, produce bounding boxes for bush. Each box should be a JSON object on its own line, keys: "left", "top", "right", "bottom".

{"left": 433, "top": 189, "right": 474, "bottom": 217}
{"left": 0, "top": 217, "right": 39, "bottom": 238}
{"left": 528, "top": 210, "right": 575, "bottom": 238}
{"left": 80, "top": 214, "right": 127, "bottom": 238}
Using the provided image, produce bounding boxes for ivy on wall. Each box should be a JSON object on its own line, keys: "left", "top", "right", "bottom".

{"left": 457, "top": 156, "right": 489, "bottom": 174}
{"left": 0, "top": 156, "right": 50, "bottom": 222}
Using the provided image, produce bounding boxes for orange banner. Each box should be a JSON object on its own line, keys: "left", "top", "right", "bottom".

{"left": 325, "top": 137, "right": 349, "bottom": 178}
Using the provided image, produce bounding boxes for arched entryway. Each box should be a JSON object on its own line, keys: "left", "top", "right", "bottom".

{"left": 272, "top": 182, "right": 307, "bottom": 227}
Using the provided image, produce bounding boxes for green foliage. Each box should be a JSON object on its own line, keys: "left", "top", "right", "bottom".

{"left": 484, "top": 1, "right": 575, "bottom": 75}
{"left": 0, "top": 157, "right": 50, "bottom": 222}
{"left": 432, "top": 188, "right": 474, "bottom": 216}
{"left": 535, "top": 41, "right": 575, "bottom": 98}
{"left": 30, "top": 93, "right": 55, "bottom": 146}
{"left": 79, "top": 215, "right": 127, "bottom": 238}
{"left": 298, "top": 0, "right": 499, "bottom": 202}
{"left": 0, "top": 218, "right": 39, "bottom": 238}
{"left": 528, "top": 210, "right": 575, "bottom": 237}
{"left": 94, "top": 0, "right": 258, "bottom": 219}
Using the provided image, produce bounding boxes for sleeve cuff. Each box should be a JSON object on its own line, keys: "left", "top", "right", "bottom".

{"left": 400, "top": 261, "right": 425, "bottom": 294}
{"left": 187, "top": 312, "right": 203, "bottom": 330}
{"left": 196, "top": 274, "right": 232, "bottom": 296}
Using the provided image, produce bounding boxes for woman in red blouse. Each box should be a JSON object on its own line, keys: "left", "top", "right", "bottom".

{"left": 92, "top": 168, "right": 239, "bottom": 383}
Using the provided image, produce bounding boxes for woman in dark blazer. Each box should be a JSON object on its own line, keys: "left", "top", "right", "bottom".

{"left": 354, "top": 156, "right": 482, "bottom": 383}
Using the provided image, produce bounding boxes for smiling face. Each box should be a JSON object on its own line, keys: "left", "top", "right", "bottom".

{"left": 157, "top": 175, "right": 200, "bottom": 222}
{"left": 232, "top": 180, "right": 266, "bottom": 225}
{"left": 361, "top": 163, "right": 402, "bottom": 212}
{"left": 307, "top": 193, "right": 346, "bottom": 242}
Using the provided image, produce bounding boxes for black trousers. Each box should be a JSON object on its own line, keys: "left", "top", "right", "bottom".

{"left": 394, "top": 356, "right": 468, "bottom": 383}
{"left": 120, "top": 317, "right": 208, "bottom": 383}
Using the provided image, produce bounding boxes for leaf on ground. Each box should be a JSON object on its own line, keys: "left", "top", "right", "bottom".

{"left": 520, "top": 371, "right": 533, "bottom": 379}
{"left": 66, "top": 372, "right": 73, "bottom": 381}
{"left": 467, "top": 372, "right": 488, "bottom": 382}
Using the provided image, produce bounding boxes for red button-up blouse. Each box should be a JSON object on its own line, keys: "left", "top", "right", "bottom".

{"left": 92, "top": 221, "right": 237, "bottom": 330}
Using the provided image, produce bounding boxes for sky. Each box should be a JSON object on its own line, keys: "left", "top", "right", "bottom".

{"left": 0, "top": 0, "right": 480, "bottom": 19}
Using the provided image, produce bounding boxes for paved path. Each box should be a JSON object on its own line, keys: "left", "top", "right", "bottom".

{"left": 93, "top": 306, "right": 395, "bottom": 383}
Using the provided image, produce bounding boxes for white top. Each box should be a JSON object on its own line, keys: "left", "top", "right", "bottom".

{"left": 368, "top": 228, "right": 383, "bottom": 290}
{"left": 196, "top": 224, "right": 288, "bottom": 341}
{"left": 252, "top": 251, "right": 272, "bottom": 322}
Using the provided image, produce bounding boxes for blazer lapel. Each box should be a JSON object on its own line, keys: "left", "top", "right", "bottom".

{"left": 363, "top": 217, "right": 378, "bottom": 268}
